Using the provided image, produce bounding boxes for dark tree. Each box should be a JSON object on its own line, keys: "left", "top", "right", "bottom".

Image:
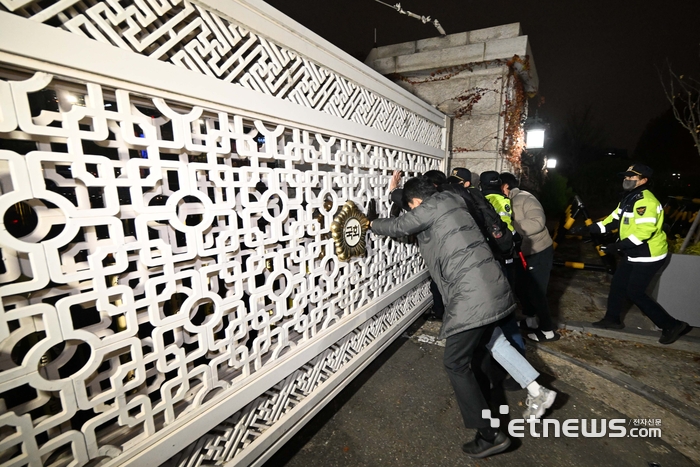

{"left": 660, "top": 62, "right": 700, "bottom": 251}
{"left": 633, "top": 107, "right": 699, "bottom": 198}
{"left": 661, "top": 63, "right": 700, "bottom": 160}
{"left": 549, "top": 105, "right": 608, "bottom": 177}
{"left": 546, "top": 106, "right": 615, "bottom": 211}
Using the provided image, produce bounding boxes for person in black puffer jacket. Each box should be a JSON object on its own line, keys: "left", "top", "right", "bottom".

{"left": 371, "top": 176, "right": 514, "bottom": 459}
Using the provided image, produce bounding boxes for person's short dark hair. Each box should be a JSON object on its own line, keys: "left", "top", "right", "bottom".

{"left": 423, "top": 170, "right": 447, "bottom": 187}
{"left": 402, "top": 176, "right": 438, "bottom": 208}
{"left": 499, "top": 172, "right": 519, "bottom": 190}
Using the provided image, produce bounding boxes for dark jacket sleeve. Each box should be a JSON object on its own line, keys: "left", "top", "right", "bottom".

{"left": 616, "top": 237, "right": 637, "bottom": 251}
{"left": 389, "top": 188, "right": 404, "bottom": 205}
{"left": 371, "top": 202, "right": 433, "bottom": 237}
{"left": 440, "top": 184, "right": 483, "bottom": 226}
{"left": 598, "top": 205, "right": 620, "bottom": 233}
{"left": 389, "top": 188, "right": 405, "bottom": 217}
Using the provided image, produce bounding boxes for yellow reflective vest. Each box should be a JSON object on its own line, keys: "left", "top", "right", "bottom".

{"left": 597, "top": 188, "right": 667, "bottom": 262}
{"left": 485, "top": 193, "right": 514, "bottom": 233}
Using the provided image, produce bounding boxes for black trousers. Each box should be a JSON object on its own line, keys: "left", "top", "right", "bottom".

{"left": 430, "top": 279, "right": 445, "bottom": 319}
{"left": 443, "top": 323, "right": 495, "bottom": 430}
{"left": 605, "top": 258, "right": 680, "bottom": 330}
{"left": 515, "top": 245, "right": 555, "bottom": 331}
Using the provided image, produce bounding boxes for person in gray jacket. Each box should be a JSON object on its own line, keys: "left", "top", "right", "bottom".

{"left": 500, "top": 173, "right": 559, "bottom": 342}
{"left": 371, "top": 176, "right": 514, "bottom": 458}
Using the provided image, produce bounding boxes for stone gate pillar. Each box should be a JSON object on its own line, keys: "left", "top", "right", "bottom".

{"left": 366, "top": 23, "right": 539, "bottom": 180}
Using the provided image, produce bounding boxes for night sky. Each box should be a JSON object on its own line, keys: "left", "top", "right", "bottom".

{"left": 262, "top": 0, "right": 700, "bottom": 155}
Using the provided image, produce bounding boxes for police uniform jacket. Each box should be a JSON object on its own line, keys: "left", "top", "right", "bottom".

{"left": 596, "top": 186, "right": 667, "bottom": 262}
{"left": 483, "top": 191, "right": 514, "bottom": 233}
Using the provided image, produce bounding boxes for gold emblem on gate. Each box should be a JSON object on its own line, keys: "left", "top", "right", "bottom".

{"left": 330, "top": 201, "right": 370, "bottom": 261}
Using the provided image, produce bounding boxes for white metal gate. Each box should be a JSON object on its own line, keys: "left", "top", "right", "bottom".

{"left": 0, "top": 1, "right": 447, "bottom": 465}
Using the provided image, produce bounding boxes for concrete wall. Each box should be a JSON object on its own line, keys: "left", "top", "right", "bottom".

{"left": 366, "top": 23, "right": 538, "bottom": 180}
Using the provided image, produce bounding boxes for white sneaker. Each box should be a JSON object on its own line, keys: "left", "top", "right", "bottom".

{"left": 523, "top": 387, "right": 557, "bottom": 419}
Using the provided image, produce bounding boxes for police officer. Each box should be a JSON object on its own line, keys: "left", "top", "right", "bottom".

{"left": 480, "top": 171, "right": 514, "bottom": 233}
{"left": 589, "top": 164, "right": 689, "bottom": 344}
{"left": 479, "top": 170, "right": 521, "bottom": 299}
{"left": 479, "top": 171, "right": 527, "bottom": 362}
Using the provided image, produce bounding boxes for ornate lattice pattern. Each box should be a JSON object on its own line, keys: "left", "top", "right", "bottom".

{"left": 0, "top": 0, "right": 443, "bottom": 149}
{"left": 0, "top": 68, "right": 437, "bottom": 466}
{"left": 164, "top": 281, "right": 430, "bottom": 467}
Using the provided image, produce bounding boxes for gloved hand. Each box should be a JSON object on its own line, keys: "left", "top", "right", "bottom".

{"left": 588, "top": 223, "right": 601, "bottom": 236}
{"left": 512, "top": 231, "right": 523, "bottom": 250}
{"left": 601, "top": 242, "right": 622, "bottom": 253}
{"left": 366, "top": 199, "right": 379, "bottom": 222}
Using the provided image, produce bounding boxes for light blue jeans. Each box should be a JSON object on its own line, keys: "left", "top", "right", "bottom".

{"left": 487, "top": 327, "right": 539, "bottom": 388}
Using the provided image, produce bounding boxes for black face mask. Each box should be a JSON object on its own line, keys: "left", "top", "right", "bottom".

{"left": 622, "top": 179, "right": 637, "bottom": 191}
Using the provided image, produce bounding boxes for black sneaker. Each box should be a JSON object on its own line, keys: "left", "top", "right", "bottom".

{"left": 591, "top": 318, "right": 624, "bottom": 330}
{"left": 526, "top": 329, "right": 561, "bottom": 342}
{"left": 519, "top": 318, "right": 538, "bottom": 331}
{"left": 659, "top": 321, "right": 689, "bottom": 345}
{"left": 462, "top": 431, "right": 511, "bottom": 459}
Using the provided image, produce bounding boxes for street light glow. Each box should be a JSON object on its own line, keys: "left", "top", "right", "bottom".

{"left": 546, "top": 158, "right": 557, "bottom": 169}
{"left": 526, "top": 129, "right": 545, "bottom": 149}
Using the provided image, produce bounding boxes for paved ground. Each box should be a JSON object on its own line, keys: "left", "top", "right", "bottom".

{"left": 547, "top": 232, "right": 700, "bottom": 419}
{"left": 265, "top": 319, "right": 697, "bottom": 467}
{"left": 548, "top": 228, "right": 700, "bottom": 336}
{"left": 547, "top": 330, "right": 700, "bottom": 413}
{"left": 264, "top": 230, "right": 700, "bottom": 467}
